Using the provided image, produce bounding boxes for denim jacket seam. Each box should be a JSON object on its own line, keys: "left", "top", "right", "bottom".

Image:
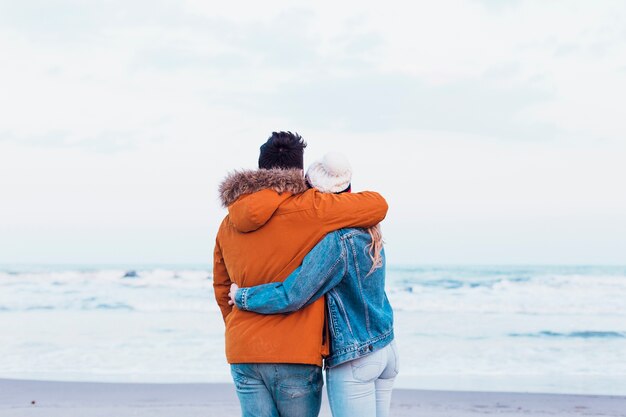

{"left": 331, "top": 287, "right": 354, "bottom": 338}
{"left": 324, "top": 239, "right": 348, "bottom": 338}
{"left": 327, "top": 292, "right": 340, "bottom": 339}
{"left": 348, "top": 237, "right": 372, "bottom": 337}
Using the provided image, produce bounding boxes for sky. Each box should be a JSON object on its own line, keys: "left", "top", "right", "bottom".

{"left": 1, "top": 0, "right": 625, "bottom": 265}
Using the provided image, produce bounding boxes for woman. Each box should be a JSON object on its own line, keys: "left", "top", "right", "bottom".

{"left": 228, "top": 152, "right": 398, "bottom": 417}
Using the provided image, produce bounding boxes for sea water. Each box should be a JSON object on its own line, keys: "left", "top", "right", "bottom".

{"left": 1, "top": 265, "right": 625, "bottom": 395}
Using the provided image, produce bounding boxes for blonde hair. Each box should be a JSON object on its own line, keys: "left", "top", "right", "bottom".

{"left": 366, "top": 224, "right": 384, "bottom": 276}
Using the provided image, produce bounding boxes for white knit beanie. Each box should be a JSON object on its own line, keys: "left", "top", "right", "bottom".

{"left": 306, "top": 152, "right": 352, "bottom": 193}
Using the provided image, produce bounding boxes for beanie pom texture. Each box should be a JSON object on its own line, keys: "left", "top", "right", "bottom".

{"left": 306, "top": 152, "right": 352, "bottom": 193}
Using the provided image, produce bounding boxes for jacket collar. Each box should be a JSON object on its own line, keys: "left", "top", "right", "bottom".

{"left": 219, "top": 168, "right": 308, "bottom": 208}
{"left": 219, "top": 168, "right": 309, "bottom": 232}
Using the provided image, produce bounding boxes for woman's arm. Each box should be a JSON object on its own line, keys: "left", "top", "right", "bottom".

{"left": 232, "top": 232, "right": 346, "bottom": 314}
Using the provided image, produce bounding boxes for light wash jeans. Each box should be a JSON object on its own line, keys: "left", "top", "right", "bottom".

{"left": 326, "top": 341, "right": 399, "bottom": 417}
{"left": 230, "top": 363, "right": 323, "bottom": 417}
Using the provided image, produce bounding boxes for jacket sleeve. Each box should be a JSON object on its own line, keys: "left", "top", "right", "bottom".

{"left": 314, "top": 191, "right": 388, "bottom": 231}
{"left": 213, "top": 236, "right": 233, "bottom": 322}
{"left": 235, "top": 232, "right": 346, "bottom": 314}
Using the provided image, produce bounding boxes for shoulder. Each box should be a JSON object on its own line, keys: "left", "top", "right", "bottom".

{"left": 215, "top": 215, "right": 232, "bottom": 238}
{"left": 310, "top": 231, "right": 344, "bottom": 254}
{"left": 317, "top": 229, "right": 365, "bottom": 250}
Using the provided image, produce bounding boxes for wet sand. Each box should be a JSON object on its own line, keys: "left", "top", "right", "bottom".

{"left": 1, "top": 378, "right": 625, "bottom": 416}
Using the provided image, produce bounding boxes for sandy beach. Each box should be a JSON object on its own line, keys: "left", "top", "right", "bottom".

{"left": 1, "top": 379, "right": 625, "bottom": 417}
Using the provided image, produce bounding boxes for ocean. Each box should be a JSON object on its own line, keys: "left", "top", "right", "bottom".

{"left": 1, "top": 265, "right": 625, "bottom": 395}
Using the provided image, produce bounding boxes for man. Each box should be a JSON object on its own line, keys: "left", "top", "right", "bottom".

{"left": 213, "top": 131, "right": 388, "bottom": 417}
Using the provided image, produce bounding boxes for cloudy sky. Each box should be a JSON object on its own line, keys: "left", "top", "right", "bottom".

{"left": 1, "top": 0, "right": 625, "bottom": 265}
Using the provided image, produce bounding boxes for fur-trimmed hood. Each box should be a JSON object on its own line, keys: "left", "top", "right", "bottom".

{"left": 219, "top": 168, "right": 308, "bottom": 207}
{"left": 218, "top": 168, "right": 309, "bottom": 232}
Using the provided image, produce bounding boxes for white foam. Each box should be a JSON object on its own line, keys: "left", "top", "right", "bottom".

{"left": 1, "top": 266, "right": 625, "bottom": 395}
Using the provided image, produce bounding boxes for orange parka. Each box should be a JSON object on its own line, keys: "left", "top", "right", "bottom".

{"left": 213, "top": 168, "right": 388, "bottom": 366}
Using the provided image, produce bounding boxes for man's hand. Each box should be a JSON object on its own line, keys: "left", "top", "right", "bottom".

{"left": 228, "top": 283, "right": 239, "bottom": 306}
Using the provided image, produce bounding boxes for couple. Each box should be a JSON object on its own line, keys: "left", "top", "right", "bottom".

{"left": 213, "top": 132, "right": 398, "bottom": 417}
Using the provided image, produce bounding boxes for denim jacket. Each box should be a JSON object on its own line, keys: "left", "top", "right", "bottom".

{"left": 235, "top": 228, "right": 394, "bottom": 368}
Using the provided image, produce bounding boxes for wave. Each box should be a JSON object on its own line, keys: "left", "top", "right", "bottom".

{"left": 509, "top": 331, "right": 626, "bottom": 339}
{"left": 93, "top": 303, "right": 134, "bottom": 311}
{"left": 2, "top": 266, "right": 626, "bottom": 316}
{"left": 385, "top": 266, "right": 626, "bottom": 315}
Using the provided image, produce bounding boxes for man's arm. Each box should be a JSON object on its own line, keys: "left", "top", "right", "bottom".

{"left": 234, "top": 232, "right": 346, "bottom": 314}
{"left": 314, "top": 191, "right": 388, "bottom": 231}
{"left": 213, "top": 237, "right": 233, "bottom": 322}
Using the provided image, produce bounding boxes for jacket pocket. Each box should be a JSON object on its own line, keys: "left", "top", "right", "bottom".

{"left": 278, "top": 365, "right": 323, "bottom": 399}
{"left": 350, "top": 352, "right": 384, "bottom": 383}
{"left": 230, "top": 366, "right": 249, "bottom": 390}
{"left": 326, "top": 294, "right": 342, "bottom": 344}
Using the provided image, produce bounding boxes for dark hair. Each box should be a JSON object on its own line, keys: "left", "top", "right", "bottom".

{"left": 258, "top": 131, "right": 307, "bottom": 170}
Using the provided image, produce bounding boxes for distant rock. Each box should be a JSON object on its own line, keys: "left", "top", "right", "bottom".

{"left": 123, "top": 270, "right": 139, "bottom": 278}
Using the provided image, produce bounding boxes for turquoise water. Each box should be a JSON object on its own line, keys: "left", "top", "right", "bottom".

{"left": 1, "top": 265, "right": 625, "bottom": 395}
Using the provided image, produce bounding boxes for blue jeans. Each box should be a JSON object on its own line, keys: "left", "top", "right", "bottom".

{"left": 326, "top": 341, "right": 399, "bottom": 417}
{"left": 230, "top": 363, "right": 323, "bottom": 417}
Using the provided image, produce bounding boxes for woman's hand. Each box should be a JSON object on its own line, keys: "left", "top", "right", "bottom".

{"left": 228, "top": 282, "right": 239, "bottom": 306}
